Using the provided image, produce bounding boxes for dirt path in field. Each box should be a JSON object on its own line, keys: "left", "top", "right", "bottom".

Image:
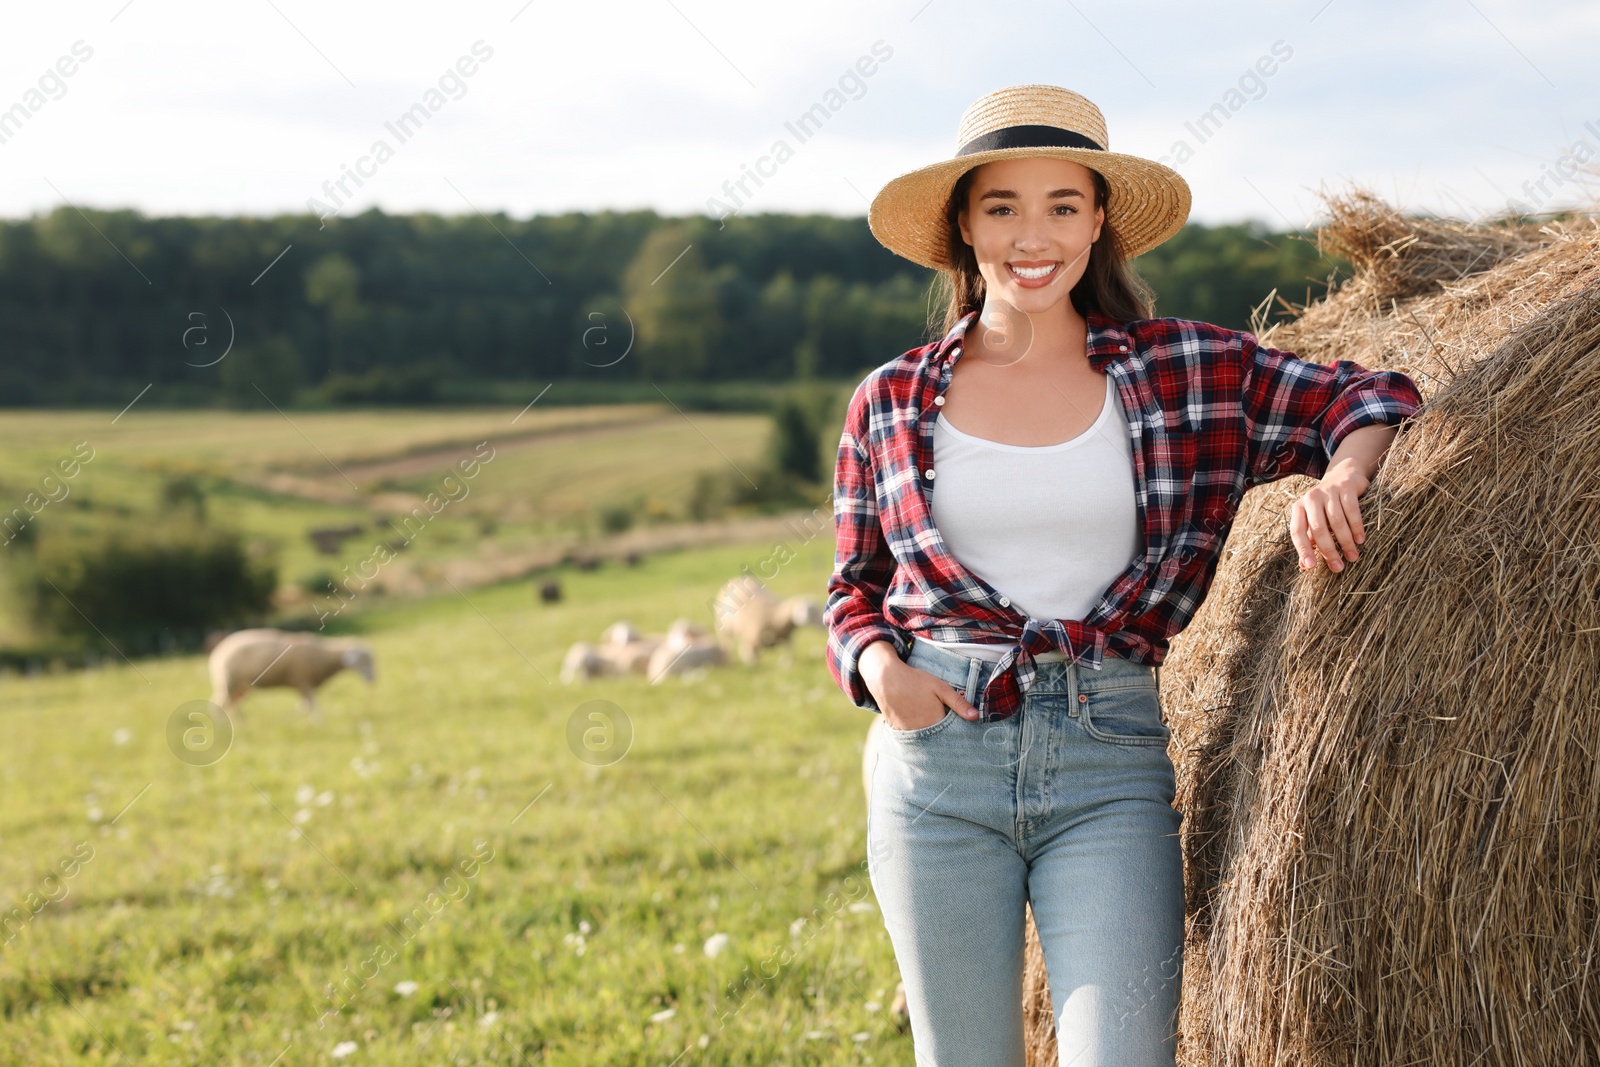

{"left": 336, "top": 412, "right": 681, "bottom": 484}
{"left": 241, "top": 411, "right": 684, "bottom": 507}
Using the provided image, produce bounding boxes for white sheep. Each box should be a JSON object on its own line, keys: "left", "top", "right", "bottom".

{"left": 561, "top": 622, "right": 660, "bottom": 682}
{"left": 712, "top": 577, "right": 824, "bottom": 666}
{"left": 646, "top": 617, "right": 727, "bottom": 682}
{"left": 560, "top": 641, "right": 608, "bottom": 684}
{"left": 207, "top": 628, "right": 374, "bottom": 722}
{"left": 599, "top": 620, "right": 662, "bottom": 675}
{"left": 601, "top": 621, "right": 644, "bottom": 646}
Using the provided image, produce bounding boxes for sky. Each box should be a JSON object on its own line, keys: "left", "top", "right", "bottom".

{"left": 1, "top": 0, "right": 1597, "bottom": 231}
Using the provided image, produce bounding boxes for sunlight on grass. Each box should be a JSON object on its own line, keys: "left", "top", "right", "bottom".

{"left": 0, "top": 532, "right": 906, "bottom": 1065}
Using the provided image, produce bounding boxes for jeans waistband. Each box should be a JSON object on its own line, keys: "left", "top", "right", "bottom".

{"left": 907, "top": 633, "right": 1159, "bottom": 697}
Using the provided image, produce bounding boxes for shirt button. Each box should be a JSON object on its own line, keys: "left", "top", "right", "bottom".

{"left": 924, "top": 468, "right": 935, "bottom": 479}
{"left": 933, "top": 395, "right": 945, "bottom": 406}
{"left": 998, "top": 596, "right": 1010, "bottom": 607}
{"left": 1118, "top": 344, "right": 1129, "bottom": 352}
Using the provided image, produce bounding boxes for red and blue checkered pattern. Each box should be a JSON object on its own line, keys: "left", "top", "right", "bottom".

{"left": 824, "top": 308, "right": 1424, "bottom": 722}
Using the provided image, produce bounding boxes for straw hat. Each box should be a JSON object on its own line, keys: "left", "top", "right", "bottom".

{"left": 868, "top": 84, "right": 1191, "bottom": 269}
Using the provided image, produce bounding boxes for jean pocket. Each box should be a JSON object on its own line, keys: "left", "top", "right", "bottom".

{"left": 884, "top": 708, "right": 957, "bottom": 741}
{"left": 905, "top": 644, "right": 972, "bottom": 690}
{"left": 1079, "top": 682, "right": 1169, "bottom": 746}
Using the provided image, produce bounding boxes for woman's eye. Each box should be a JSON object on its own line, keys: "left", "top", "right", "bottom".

{"left": 984, "top": 204, "right": 1077, "bottom": 216}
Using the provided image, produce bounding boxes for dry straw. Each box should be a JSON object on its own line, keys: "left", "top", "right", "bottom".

{"left": 1021, "top": 185, "right": 1600, "bottom": 1067}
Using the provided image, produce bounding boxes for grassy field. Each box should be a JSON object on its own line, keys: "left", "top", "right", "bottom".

{"left": 0, "top": 524, "right": 913, "bottom": 1065}
{"left": 0, "top": 405, "right": 780, "bottom": 647}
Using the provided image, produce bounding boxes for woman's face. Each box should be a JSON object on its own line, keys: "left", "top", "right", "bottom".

{"left": 957, "top": 156, "right": 1105, "bottom": 315}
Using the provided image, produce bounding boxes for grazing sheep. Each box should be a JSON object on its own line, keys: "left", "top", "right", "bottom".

{"left": 601, "top": 621, "right": 643, "bottom": 646}
{"left": 561, "top": 622, "right": 660, "bottom": 682}
{"left": 647, "top": 618, "right": 726, "bottom": 683}
{"left": 208, "top": 628, "right": 374, "bottom": 722}
{"left": 664, "top": 616, "right": 708, "bottom": 642}
{"left": 561, "top": 641, "right": 617, "bottom": 684}
{"left": 712, "top": 576, "right": 825, "bottom": 665}
{"left": 592, "top": 620, "right": 661, "bottom": 675}
{"left": 538, "top": 579, "right": 562, "bottom": 603}
{"left": 562, "top": 619, "right": 718, "bottom": 683}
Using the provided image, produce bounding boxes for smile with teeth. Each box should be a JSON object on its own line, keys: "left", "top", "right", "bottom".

{"left": 1008, "top": 262, "right": 1059, "bottom": 279}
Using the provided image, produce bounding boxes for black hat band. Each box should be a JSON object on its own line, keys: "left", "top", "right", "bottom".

{"left": 956, "top": 124, "right": 1105, "bottom": 156}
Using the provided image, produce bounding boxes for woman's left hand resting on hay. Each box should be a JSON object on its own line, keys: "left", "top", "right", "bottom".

{"left": 1291, "top": 423, "right": 1400, "bottom": 573}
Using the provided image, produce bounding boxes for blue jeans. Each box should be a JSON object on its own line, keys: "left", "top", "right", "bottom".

{"left": 866, "top": 636, "right": 1184, "bottom": 1067}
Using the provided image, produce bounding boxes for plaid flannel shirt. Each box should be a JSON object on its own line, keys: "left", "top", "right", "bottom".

{"left": 824, "top": 308, "right": 1424, "bottom": 723}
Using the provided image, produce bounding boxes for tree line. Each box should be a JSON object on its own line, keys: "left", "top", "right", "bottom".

{"left": 0, "top": 205, "right": 1345, "bottom": 407}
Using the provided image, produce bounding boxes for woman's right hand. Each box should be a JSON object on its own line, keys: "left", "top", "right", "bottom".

{"left": 860, "top": 640, "right": 980, "bottom": 731}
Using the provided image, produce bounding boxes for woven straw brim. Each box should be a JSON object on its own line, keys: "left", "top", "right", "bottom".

{"left": 868, "top": 147, "right": 1192, "bottom": 269}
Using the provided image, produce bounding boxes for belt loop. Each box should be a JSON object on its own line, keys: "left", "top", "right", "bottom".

{"left": 965, "top": 657, "right": 980, "bottom": 709}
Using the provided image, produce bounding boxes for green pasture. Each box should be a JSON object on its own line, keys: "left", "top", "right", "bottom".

{"left": 0, "top": 529, "right": 909, "bottom": 1065}
{"left": 0, "top": 405, "right": 778, "bottom": 647}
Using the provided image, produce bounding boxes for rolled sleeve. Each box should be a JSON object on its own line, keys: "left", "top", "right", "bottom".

{"left": 1239, "top": 331, "right": 1424, "bottom": 488}
{"left": 822, "top": 397, "right": 908, "bottom": 715}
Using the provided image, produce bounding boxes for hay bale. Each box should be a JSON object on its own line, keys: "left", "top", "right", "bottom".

{"left": 1020, "top": 187, "right": 1600, "bottom": 1067}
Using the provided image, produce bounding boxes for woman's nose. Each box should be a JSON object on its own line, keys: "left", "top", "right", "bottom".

{"left": 1015, "top": 216, "right": 1051, "bottom": 252}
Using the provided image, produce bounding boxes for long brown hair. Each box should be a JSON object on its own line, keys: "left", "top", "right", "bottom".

{"left": 929, "top": 162, "right": 1156, "bottom": 339}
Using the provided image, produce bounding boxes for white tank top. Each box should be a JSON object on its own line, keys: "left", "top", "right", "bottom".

{"left": 922, "top": 373, "right": 1142, "bottom": 663}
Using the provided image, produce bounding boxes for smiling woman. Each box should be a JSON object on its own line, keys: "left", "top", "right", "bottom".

{"left": 828, "top": 83, "right": 1423, "bottom": 1066}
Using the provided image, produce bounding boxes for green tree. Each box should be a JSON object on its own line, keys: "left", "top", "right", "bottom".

{"left": 621, "top": 223, "right": 723, "bottom": 380}
{"left": 305, "top": 252, "right": 362, "bottom": 374}
{"left": 767, "top": 394, "right": 821, "bottom": 484}
{"left": 220, "top": 334, "right": 303, "bottom": 409}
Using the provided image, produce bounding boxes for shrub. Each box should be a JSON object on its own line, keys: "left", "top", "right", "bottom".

{"left": 219, "top": 335, "right": 304, "bottom": 409}
{"left": 18, "top": 517, "right": 277, "bottom": 643}
{"left": 315, "top": 360, "right": 450, "bottom": 405}
{"left": 596, "top": 499, "right": 636, "bottom": 534}
{"left": 767, "top": 396, "right": 821, "bottom": 484}
{"left": 160, "top": 474, "right": 207, "bottom": 519}
{"left": 687, "top": 470, "right": 731, "bottom": 521}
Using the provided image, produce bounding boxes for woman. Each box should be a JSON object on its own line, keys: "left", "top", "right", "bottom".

{"left": 824, "top": 85, "right": 1423, "bottom": 1066}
